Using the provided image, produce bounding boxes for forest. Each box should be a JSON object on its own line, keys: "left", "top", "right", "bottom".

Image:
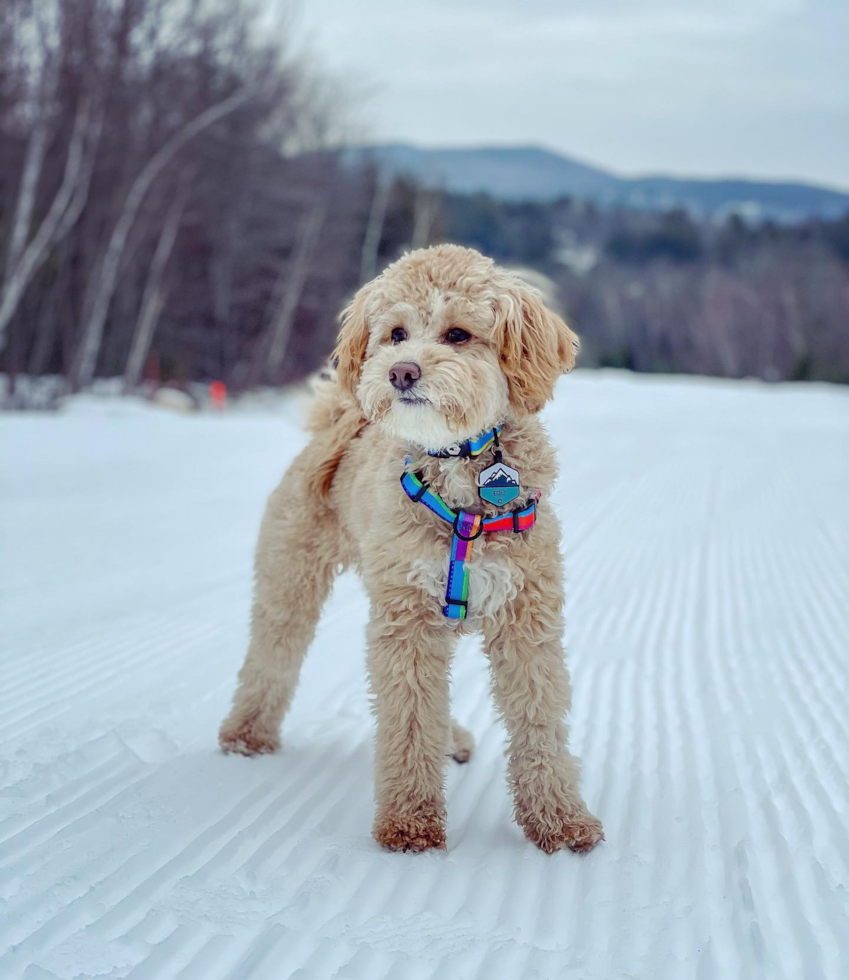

{"left": 437, "top": 195, "right": 849, "bottom": 382}
{"left": 1, "top": 0, "right": 847, "bottom": 409}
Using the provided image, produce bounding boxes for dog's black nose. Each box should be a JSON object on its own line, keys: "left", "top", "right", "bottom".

{"left": 389, "top": 361, "right": 421, "bottom": 391}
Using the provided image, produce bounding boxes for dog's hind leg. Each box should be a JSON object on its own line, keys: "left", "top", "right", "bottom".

{"left": 449, "top": 718, "right": 474, "bottom": 763}
{"left": 219, "top": 473, "right": 342, "bottom": 756}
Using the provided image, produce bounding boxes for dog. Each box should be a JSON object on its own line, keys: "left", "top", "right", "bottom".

{"left": 219, "top": 244, "right": 604, "bottom": 854}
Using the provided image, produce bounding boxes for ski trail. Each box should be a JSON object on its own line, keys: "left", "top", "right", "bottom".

{"left": 1, "top": 373, "right": 847, "bottom": 979}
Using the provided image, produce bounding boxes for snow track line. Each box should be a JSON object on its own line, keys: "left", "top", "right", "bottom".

{"left": 0, "top": 613, "right": 204, "bottom": 689}
{"left": 715, "top": 530, "right": 837, "bottom": 979}
{"left": 0, "top": 747, "right": 128, "bottom": 846}
{"left": 4, "top": 734, "right": 369, "bottom": 969}
{"left": 0, "top": 782, "right": 276, "bottom": 964}
{"left": 235, "top": 743, "right": 370, "bottom": 883}
{"left": 0, "top": 622, "right": 224, "bottom": 735}
{"left": 0, "top": 730, "right": 122, "bottom": 813}
{"left": 219, "top": 737, "right": 366, "bottom": 883}
{"left": 123, "top": 924, "right": 209, "bottom": 979}
{"left": 0, "top": 759, "right": 144, "bottom": 874}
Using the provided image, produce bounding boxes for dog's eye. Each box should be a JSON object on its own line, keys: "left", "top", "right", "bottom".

{"left": 444, "top": 328, "right": 471, "bottom": 345}
{"left": 390, "top": 327, "right": 407, "bottom": 344}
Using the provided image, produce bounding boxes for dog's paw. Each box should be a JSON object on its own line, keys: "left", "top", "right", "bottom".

{"left": 218, "top": 720, "right": 280, "bottom": 757}
{"left": 450, "top": 720, "right": 474, "bottom": 763}
{"left": 373, "top": 804, "right": 447, "bottom": 853}
{"left": 521, "top": 810, "right": 605, "bottom": 854}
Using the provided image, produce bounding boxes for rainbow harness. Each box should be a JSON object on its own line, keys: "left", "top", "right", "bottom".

{"left": 400, "top": 466, "right": 540, "bottom": 620}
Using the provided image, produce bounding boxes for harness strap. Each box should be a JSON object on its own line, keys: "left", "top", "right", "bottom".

{"left": 400, "top": 470, "right": 456, "bottom": 523}
{"left": 444, "top": 512, "right": 481, "bottom": 619}
{"left": 427, "top": 425, "right": 503, "bottom": 459}
{"left": 400, "top": 468, "right": 539, "bottom": 620}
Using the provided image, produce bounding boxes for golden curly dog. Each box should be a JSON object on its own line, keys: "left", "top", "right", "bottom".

{"left": 220, "top": 244, "right": 604, "bottom": 855}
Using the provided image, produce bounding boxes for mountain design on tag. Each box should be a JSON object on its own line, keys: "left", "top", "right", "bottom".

{"left": 481, "top": 466, "right": 519, "bottom": 488}
{"left": 477, "top": 461, "right": 521, "bottom": 506}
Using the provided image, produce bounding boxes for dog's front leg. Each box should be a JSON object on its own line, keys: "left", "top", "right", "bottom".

{"left": 367, "top": 598, "right": 456, "bottom": 852}
{"left": 484, "top": 562, "right": 604, "bottom": 854}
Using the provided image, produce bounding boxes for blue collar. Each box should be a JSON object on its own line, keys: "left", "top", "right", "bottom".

{"left": 427, "top": 425, "right": 502, "bottom": 459}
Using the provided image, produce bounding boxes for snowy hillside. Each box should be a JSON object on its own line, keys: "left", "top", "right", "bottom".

{"left": 1, "top": 372, "right": 848, "bottom": 979}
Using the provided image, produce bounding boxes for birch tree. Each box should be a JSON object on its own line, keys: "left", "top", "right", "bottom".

{"left": 360, "top": 173, "right": 392, "bottom": 284}
{"left": 0, "top": 98, "right": 97, "bottom": 351}
{"left": 123, "top": 183, "right": 189, "bottom": 391}
{"left": 69, "top": 88, "right": 252, "bottom": 390}
{"left": 262, "top": 196, "right": 328, "bottom": 384}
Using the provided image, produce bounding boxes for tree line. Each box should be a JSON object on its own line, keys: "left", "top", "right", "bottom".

{"left": 438, "top": 195, "right": 849, "bottom": 383}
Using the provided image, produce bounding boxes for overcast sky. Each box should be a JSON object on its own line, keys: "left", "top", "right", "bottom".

{"left": 293, "top": 0, "right": 848, "bottom": 189}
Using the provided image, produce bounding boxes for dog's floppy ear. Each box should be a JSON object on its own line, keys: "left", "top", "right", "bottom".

{"left": 333, "top": 287, "right": 371, "bottom": 397}
{"left": 496, "top": 279, "right": 579, "bottom": 415}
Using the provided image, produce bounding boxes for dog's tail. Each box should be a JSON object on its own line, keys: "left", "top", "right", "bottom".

{"left": 303, "top": 359, "right": 367, "bottom": 500}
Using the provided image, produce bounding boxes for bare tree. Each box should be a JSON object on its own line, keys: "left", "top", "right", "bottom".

{"left": 265, "top": 196, "right": 328, "bottom": 381}
{"left": 411, "top": 187, "right": 435, "bottom": 250}
{"left": 360, "top": 172, "right": 392, "bottom": 284}
{"left": 0, "top": 98, "right": 97, "bottom": 351}
{"left": 2, "top": 2, "right": 61, "bottom": 286}
{"left": 248, "top": 195, "right": 328, "bottom": 386}
{"left": 70, "top": 87, "right": 253, "bottom": 390}
{"left": 123, "top": 183, "right": 189, "bottom": 391}
{"left": 5, "top": 127, "right": 49, "bottom": 286}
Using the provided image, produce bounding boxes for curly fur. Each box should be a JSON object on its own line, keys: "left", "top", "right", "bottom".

{"left": 220, "top": 244, "right": 603, "bottom": 854}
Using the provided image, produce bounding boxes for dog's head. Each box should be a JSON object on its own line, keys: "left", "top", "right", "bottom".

{"left": 334, "top": 245, "right": 578, "bottom": 449}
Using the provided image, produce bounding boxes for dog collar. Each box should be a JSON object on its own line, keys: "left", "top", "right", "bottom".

{"left": 426, "top": 425, "right": 503, "bottom": 459}
{"left": 400, "top": 465, "right": 540, "bottom": 621}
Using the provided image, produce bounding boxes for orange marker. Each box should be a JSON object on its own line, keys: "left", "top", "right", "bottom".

{"left": 210, "top": 380, "right": 227, "bottom": 411}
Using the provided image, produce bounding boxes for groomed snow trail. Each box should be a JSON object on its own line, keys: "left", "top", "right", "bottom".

{"left": 1, "top": 372, "right": 847, "bottom": 980}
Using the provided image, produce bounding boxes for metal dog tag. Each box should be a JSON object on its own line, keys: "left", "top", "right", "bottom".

{"left": 477, "top": 461, "right": 521, "bottom": 506}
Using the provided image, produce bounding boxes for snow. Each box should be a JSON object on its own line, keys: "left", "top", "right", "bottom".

{"left": 1, "top": 371, "right": 848, "bottom": 979}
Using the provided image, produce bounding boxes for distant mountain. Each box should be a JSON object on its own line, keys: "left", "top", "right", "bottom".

{"left": 347, "top": 144, "right": 849, "bottom": 222}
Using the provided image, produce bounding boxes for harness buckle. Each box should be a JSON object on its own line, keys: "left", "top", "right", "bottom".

{"left": 452, "top": 512, "right": 484, "bottom": 541}
{"left": 401, "top": 471, "right": 430, "bottom": 502}
{"left": 512, "top": 498, "right": 536, "bottom": 532}
{"left": 410, "top": 480, "right": 428, "bottom": 502}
